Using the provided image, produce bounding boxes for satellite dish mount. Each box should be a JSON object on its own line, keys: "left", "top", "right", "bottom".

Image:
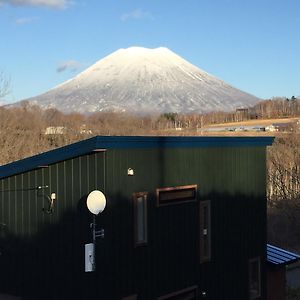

{"left": 85, "top": 190, "right": 106, "bottom": 272}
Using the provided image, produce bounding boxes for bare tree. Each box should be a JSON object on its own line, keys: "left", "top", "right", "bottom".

{"left": 268, "top": 134, "right": 300, "bottom": 207}
{"left": 0, "top": 71, "right": 10, "bottom": 101}
{"left": 267, "top": 134, "right": 300, "bottom": 250}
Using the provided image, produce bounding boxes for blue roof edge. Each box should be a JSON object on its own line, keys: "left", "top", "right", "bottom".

{"left": 267, "top": 244, "right": 300, "bottom": 266}
{"left": 0, "top": 135, "right": 274, "bottom": 180}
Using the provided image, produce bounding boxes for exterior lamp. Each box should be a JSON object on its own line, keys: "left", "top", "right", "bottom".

{"left": 37, "top": 185, "right": 56, "bottom": 214}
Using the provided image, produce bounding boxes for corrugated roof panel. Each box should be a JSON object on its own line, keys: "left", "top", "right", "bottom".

{"left": 267, "top": 244, "right": 300, "bottom": 266}
{"left": 267, "top": 255, "right": 285, "bottom": 265}
{"left": 269, "top": 249, "right": 296, "bottom": 261}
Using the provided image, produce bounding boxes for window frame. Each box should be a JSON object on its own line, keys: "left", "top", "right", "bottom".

{"left": 248, "top": 257, "right": 261, "bottom": 300}
{"left": 199, "top": 200, "right": 211, "bottom": 263}
{"left": 157, "top": 285, "right": 198, "bottom": 300}
{"left": 156, "top": 184, "right": 197, "bottom": 207}
{"left": 133, "top": 191, "right": 148, "bottom": 247}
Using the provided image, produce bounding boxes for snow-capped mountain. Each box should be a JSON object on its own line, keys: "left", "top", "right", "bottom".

{"left": 18, "top": 47, "right": 260, "bottom": 114}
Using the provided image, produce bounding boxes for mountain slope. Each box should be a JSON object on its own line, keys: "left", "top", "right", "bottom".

{"left": 20, "top": 47, "right": 260, "bottom": 114}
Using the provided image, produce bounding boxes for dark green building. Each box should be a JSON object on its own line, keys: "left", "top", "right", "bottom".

{"left": 0, "top": 136, "right": 273, "bottom": 300}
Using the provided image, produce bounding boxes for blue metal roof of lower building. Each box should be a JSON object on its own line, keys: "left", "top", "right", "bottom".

{"left": 267, "top": 244, "right": 300, "bottom": 266}
{"left": 0, "top": 135, "right": 274, "bottom": 180}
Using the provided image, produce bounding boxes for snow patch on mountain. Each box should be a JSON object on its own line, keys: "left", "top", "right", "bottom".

{"left": 17, "top": 47, "right": 260, "bottom": 114}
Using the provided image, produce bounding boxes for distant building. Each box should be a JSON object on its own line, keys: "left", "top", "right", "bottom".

{"left": 44, "top": 126, "right": 66, "bottom": 135}
{"left": 235, "top": 108, "right": 249, "bottom": 121}
{"left": 265, "top": 125, "right": 278, "bottom": 132}
{"left": 267, "top": 244, "right": 300, "bottom": 300}
{"left": 236, "top": 108, "right": 249, "bottom": 114}
{"left": 273, "top": 123, "right": 293, "bottom": 132}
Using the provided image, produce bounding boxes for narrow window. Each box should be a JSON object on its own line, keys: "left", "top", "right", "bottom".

{"left": 156, "top": 185, "right": 197, "bottom": 206}
{"left": 249, "top": 257, "right": 261, "bottom": 299}
{"left": 200, "top": 200, "right": 211, "bottom": 263}
{"left": 157, "top": 285, "right": 198, "bottom": 300}
{"left": 133, "top": 192, "right": 148, "bottom": 246}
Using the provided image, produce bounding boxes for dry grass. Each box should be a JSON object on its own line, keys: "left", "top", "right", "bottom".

{"left": 197, "top": 131, "right": 275, "bottom": 137}
{"left": 155, "top": 128, "right": 276, "bottom": 137}
{"left": 207, "top": 117, "right": 298, "bottom": 128}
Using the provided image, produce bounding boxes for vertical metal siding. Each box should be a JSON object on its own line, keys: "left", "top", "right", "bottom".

{"left": 0, "top": 146, "right": 267, "bottom": 300}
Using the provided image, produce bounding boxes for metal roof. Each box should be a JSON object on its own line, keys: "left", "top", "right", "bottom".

{"left": 0, "top": 135, "right": 274, "bottom": 180}
{"left": 267, "top": 244, "right": 300, "bottom": 266}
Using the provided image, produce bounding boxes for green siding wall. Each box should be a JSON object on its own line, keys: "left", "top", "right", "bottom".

{"left": 0, "top": 146, "right": 267, "bottom": 300}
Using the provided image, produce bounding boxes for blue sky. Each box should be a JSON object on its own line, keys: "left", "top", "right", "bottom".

{"left": 0, "top": 0, "right": 300, "bottom": 103}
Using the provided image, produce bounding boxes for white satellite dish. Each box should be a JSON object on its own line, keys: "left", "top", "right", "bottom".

{"left": 87, "top": 190, "right": 106, "bottom": 215}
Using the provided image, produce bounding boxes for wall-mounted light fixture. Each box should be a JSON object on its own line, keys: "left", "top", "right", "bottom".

{"left": 201, "top": 291, "right": 207, "bottom": 298}
{"left": 127, "top": 168, "right": 134, "bottom": 176}
{"left": 37, "top": 186, "right": 56, "bottom": 214}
